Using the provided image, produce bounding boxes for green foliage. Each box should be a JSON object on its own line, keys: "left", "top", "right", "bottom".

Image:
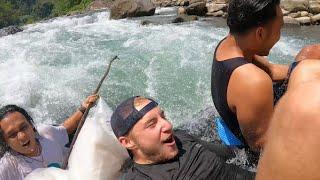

{"left": 0, "top": 0, "right": 94, "bottom": 29}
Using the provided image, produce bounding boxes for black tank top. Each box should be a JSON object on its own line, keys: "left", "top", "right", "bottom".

{"left": 211, "top": 39, "right": 249, "bottom": 146}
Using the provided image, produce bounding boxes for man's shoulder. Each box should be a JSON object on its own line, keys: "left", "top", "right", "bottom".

{"left": 234, "top": 63, "right": 272, "bottom": 82}
{"left": 120, "top": 159, "right": 150, "bottom": 180}
{"left": 231, "top": 63, "right": 273, "bottom": 94}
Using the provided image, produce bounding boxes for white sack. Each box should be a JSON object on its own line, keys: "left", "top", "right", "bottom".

{"left": 26, "top": 98, "right": 129, "bottom": 180}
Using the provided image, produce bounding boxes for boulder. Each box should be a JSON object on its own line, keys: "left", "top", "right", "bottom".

{"left": 283, "top": 16, "right": 300, "bottom": 25}
{"left": 172, "top": 14, "right": 198, "bottom": 23}
{"left": 110, "top": 0, "right": 156, "bottom": 19}
{"left": 280, "top": 0, "right": 309, "bottom": 12}
{"left": 162, "top": 0, "right": 173, "bottom": 7}
{"left": 309, "top": 0, "right": 320, "bottom": 14}
{"left": 178, "top": 6, "right": 186, "bottom": 15}
{"left": 311, "top": 13, "right": 320, "bottom": 22}
{"left": 206, "top": 2, "right": 227, "bottom": 13}
{"left": 186, "top": 2, "right": 207, "bottom": 16}
{"left": 295, "top": 16, "right": 311, "bottom": 24}
{"left": 300, "top": 11, "right": 309, "bottom": 16}
{"left": 281, "top": 8, "right": 290, "bottom": 16}
{"left": 0, "top": 26, "right": 23, "bottom": 37}
{"left": 207, "top": 10, "right": 224, "bottom": 17}
{"left": 289, "top": 12, "right": 301, "bottom": 18}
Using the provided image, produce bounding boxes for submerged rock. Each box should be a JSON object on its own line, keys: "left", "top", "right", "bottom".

{"left": 171, "top": 14, "right": 198, "bottom": 23}
{"left": 110, "top": 0, "right": 156, "bottom": 19}
{"left": 0, "top": 26, "right": 23, "bottom": 37}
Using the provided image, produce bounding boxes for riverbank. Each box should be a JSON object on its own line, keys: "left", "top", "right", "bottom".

{"left": 152, "top": 0, "right": 320, "bottom": 25}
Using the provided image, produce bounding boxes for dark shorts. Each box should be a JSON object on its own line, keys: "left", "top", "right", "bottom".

{"left": 273, "top": 61, "right": 300, "bottom": 104}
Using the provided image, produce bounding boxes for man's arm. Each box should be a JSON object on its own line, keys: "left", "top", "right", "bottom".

{"left": 62, "top": 94, "right": 98, "bottom": 135}
{"left": 229, "top": 64, "right": 274, "bottom": 151}
{"left": 253, "top": 55, "right": 289, "bottom": 81}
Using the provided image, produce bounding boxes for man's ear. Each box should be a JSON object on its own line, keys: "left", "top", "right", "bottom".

{"left": 118, "top": 136, "right": 136, "bottom": 150}
{"left": 256, "top": 27, "right": 266, "bottom": 42}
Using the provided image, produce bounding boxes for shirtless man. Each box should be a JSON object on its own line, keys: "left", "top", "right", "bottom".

{"left": 256, "top": 60, "right": 320, "bottom": 180}
{"left": 211, "top": 0, "right": 320, "bottom": 151}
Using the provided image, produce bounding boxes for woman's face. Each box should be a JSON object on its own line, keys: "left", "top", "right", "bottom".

{"left": 0, "top": 112, "right": 38, "bottom": 157}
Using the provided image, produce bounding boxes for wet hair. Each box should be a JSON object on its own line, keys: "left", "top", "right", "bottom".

{"left": 0, "top": 105, "right": 37, "bottom": 156}
{"left": 227, "top": 0, "right": 280, "bottom": 35}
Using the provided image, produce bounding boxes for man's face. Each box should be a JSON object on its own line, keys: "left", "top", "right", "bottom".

{"left": 257, "top": 5, "right": 284, "bottom": 56}
{"left": 128, "top": 106, "right": 178, "bottom": 163}
{"left": 0, "top": 112, "right": 38, "bottom": 156}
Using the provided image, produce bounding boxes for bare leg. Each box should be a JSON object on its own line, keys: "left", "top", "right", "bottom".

{"left": 257, "top": 60, "right": 320, "bottom": 180}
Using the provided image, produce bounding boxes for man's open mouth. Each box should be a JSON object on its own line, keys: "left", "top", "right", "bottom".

{"left": 22, "top": 140, "right": 30, "bottom": 147}
{"left": 163, "top": 134, "right": 175, "bottom": 144}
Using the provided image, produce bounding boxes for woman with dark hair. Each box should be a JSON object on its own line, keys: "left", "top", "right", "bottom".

{"left": 0, "top": 95, "right": 98, "bottom": 180}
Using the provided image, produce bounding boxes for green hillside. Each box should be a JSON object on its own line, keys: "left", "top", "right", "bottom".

{"left": 0, "top": 0, "right": 93, "bottom": 28}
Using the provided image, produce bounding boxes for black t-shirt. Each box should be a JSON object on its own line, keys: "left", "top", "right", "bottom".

{"left": 120, "top": 130, "right": 255, "bottom": 180}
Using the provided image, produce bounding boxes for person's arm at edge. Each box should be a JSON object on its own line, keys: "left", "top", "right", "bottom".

{"left": 229, "top": 65, "right": 274, "bottom": 151}
{"left": 253, "top": 55, "right": 289, "bottom": 81}
{"left": 62, "top": 94, "right": 98, "bottom": 135}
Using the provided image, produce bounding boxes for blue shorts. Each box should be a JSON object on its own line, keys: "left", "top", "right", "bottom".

{"left": 273, "top": 61, "right": 300, "bottom": 104}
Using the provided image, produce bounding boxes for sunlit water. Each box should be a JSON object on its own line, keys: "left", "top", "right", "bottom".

{"left": 0, "top": 7, "right": 319, "bottom": 168}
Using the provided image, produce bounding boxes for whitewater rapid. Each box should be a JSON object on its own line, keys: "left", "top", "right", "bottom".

{"left": 0, "top": 8, "right": 318, "bottom": 128}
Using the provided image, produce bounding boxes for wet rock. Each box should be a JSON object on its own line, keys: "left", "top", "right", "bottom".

{"left": 206, "top": 2, "right": 227, "bottom": 13}
{"left": 207, "top": 10, "right": 224, "bottom": 17}
{"left": 177, "top": 6, "right": 186, "bottom": 15}
{"left": 0, "top": 26, "right": 23, "bottom": 37}
{"left": 296, "top": 16, "right": 311, "bottom": 25}
{"left": 171, "top": 14, "right": 198, "bottom": 23}
{"left": 289, "top": 12, "right": 301, "bottom": 18}
{"left": 300, "top": 11, "right": 309, "bottom": 17}
{"left": 281, "top": 0, "right": 309, "bottom": 13}
{"left": 162, "top": 0, "right": 173, "bottom": 7}
{"left": 282, "top": 8, "right": 290, "bottom": 16}
{"left": 309, "top": 0, "right": 320, "bottom": 14}
{"left": 311, "top": 13, "right": 320, "bottom": 22}
{"left": 283, "top": 16, "right": 300, "bottom": 25}
{"left": 110, "top": 0, "right": 156, "bottom": 19}
{"left": 140, "top": 20, "right": 153, "bottom": 25}
{"left": 186, "top": 2, "right": 207, "bottom": 16}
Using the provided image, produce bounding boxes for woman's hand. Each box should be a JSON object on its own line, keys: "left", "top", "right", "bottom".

{"left": 81, "top": 94, "right": 99, "bottom": 109}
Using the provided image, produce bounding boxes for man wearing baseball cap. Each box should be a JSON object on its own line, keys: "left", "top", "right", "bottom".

{"left": 111, "top": 96, "right": 255, "bottom": 180}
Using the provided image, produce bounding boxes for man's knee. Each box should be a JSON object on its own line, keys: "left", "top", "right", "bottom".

{"left": 257, "top": 81, "right": 320, "bottom": 180}
{"left": 288, "top": 60, "right": 320, "bottom": 90}
{"left": 295, "top": 44, "right": 320, "bottom": 61}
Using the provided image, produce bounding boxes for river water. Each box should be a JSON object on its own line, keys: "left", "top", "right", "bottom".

{"left": 0, "top": 8, "right": 319, "bottom": 156}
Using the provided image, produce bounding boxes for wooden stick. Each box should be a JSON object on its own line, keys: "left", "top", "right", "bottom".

{"left": 62, "top": 55, "right": 119, "bottom": 169}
